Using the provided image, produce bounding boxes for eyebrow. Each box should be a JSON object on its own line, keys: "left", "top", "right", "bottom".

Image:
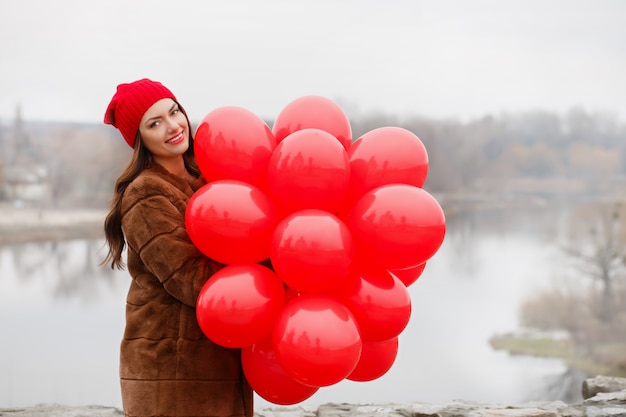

{"left": 145, "top": 103, "right": 178, "bottom": 123}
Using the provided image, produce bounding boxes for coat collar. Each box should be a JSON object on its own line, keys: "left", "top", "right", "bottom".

{"left": 146, "top": 162, "right": 206, "bottom": 194}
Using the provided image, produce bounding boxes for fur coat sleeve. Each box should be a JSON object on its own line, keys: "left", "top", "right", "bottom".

{"left": 121, "top": 165, "right": 221, "bottom": 307}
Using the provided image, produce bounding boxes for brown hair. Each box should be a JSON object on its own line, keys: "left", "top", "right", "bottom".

{"left": 101, "top": 104, "right": 199, "bottom": 269}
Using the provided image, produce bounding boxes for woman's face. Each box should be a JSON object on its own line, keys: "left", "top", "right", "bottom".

{"left": 138, "top": 98, "right": 190, "bottom": 166}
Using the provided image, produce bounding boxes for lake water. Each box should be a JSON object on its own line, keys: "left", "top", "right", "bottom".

{"left": 0, "top": 206, "right": 582, "bottom": 409}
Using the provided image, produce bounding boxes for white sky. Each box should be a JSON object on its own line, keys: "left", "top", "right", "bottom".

{"left": 1, "top": 0, "right": 626, "bottom": 124}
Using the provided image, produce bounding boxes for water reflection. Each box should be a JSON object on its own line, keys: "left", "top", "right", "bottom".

{"left": 0, "top": 239, "right": 129, "bottom": 408}
{"left": 0, "top": 206, "right": 584, "bottom": 409}
{"left": 4, "top": 240, "right": 120, "bottom": 298}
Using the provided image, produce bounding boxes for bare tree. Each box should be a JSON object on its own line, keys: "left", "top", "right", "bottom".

{"left": 561, "top": 201, "right": 626, "bottom": 322}
{"left": 40, "top": 124, "right": 128, "bottom": 208}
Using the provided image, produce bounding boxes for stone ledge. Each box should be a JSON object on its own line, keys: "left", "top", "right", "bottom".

{"left": 256, "top": 392, "right": 626, "bottom": 417}
{"left": 5, "top": 389, "right": 623, "bottom": 417}
{"left": 0, "top": 404, "right": 123, "bottom": 416}
{"left": 1, "top": 398, "right": 625, "bottom": 417}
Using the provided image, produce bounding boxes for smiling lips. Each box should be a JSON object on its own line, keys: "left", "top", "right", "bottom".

{"left": 166, "top": 131, "right": 185, "bottom": 144}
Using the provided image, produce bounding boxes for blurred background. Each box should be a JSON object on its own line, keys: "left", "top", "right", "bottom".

{"left": 1, "top": 0, "right": 625, "bottom": 411}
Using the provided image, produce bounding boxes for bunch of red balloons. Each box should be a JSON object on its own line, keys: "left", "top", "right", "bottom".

{"left": 186, "top": 96, "right": 446, "bottom": 405}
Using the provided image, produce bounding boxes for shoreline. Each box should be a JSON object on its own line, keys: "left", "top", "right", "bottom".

{"left": 0, "top": 207, "right": 106, "bottom": 245}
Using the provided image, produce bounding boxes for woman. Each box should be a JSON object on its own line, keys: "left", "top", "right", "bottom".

{"left": 102, "top": 78, "right": 253, "bottom": 417}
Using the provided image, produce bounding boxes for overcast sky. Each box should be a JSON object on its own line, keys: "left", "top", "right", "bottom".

{"left": 1, "top": 0, "right": 626, "bottom": 125}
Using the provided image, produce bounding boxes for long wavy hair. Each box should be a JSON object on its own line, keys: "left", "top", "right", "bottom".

{"left": 102, "top": 103, "right": 199, "bottom": 269}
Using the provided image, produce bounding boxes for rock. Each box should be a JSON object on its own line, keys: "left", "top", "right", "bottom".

{"left": 255, "top": 405, "right": 318, "bottom": 417}
{"left": 585, "top": 407, "right": 626, "bottom": 417}
{"left": 583, "top": 377, "right": 626, "bottom": 400}
{"left": 585, "top": 391, "right": 626, "bottom": 404}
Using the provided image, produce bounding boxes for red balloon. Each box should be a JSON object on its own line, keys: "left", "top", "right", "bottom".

{"left": 348, "top": 337, "right": 399, "bottom": 382}
{"left": 345, "top": 127, "right": 428, "bottom": 209}
{"left": 273, "top": 294, "right": 362, "bottom": 387}
{"left": 347, "top": 184, "right": 446, "bottom": 269}
{"left": 285, "top": 286, "right": 302, "bottom": 301}
{"left": 389, "top": 262, "right": 427, "bottom": 287}
{"left": 186, "top": 180, "right": 278, "bottom": 264}
{"left": 196, "top": 264, "right": 286, "bottom": 348}
{"left": 242, "top": 337, "right": 319, "bottom": 405}
{"left": 272, "top": 95, "right": 352, "bottom": 150}
{"left": 194, "top": 106, "right": 276, "bottom": 190}
{"left": 271, "top": 210, "right": 354, "bottom": 293}
{"left": 334, "top": 268, "right": 411, "bottom": 342}
{"left": 267, "top": 129, "right": 350, "bottom": 216}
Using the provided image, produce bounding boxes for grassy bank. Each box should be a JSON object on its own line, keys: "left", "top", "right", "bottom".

{"left": 490, "top": 332, "right": 626, "bottom": 378}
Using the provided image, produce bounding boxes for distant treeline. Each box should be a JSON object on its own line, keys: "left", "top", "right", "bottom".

{"left": 353, "top": 108, "right": 626, "bottom": 195}
{"left": 1, "top": 107, "right": 624, "bottom": 208}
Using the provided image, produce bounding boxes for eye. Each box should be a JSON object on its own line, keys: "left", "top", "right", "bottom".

{"left": 149, "top": 120, "right": 160, "bottom": 128}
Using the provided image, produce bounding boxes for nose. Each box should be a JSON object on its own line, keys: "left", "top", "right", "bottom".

{"left": 164, "top": 115, "right": 180, "bottom": 131}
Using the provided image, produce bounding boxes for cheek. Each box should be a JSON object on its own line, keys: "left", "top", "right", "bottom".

{"left": 176, "top": 114, "right": 190, "bottom": 129}
{"left": 138, "top": 130, "right": 162, "bottom": 152}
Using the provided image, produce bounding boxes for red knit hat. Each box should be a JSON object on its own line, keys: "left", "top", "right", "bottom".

{"left": 104, "top": 78, "right": 177, "bottom": 148}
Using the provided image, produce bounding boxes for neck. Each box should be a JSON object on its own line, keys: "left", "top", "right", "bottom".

{"left": 154, "top": 156, "right": 186, "bottom": 178}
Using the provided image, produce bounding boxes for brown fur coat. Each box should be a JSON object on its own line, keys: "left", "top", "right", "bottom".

{"left": 119, "top": 163, "right": 253, "bottom": 417}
